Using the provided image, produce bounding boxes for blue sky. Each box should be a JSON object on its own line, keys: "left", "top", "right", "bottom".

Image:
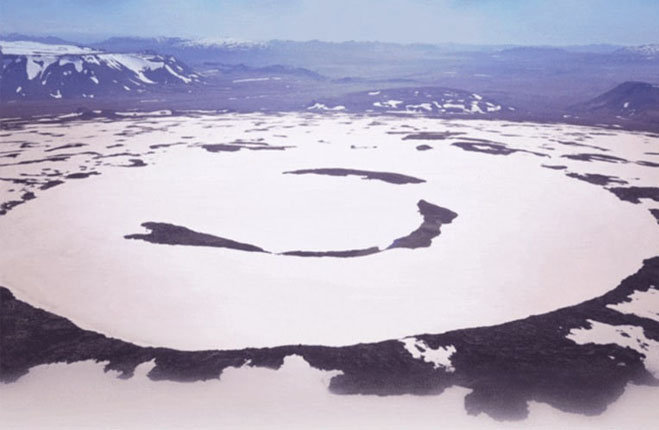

{"left": 1, "top": 0, "right": 659, "bottom": 45}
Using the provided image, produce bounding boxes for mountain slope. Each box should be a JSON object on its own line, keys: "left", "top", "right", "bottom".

{"left": 573, "top": 81, "right": 659, "bottom": 117}
{"left": 1, "top": 40, "right": 201, "bottom": 101}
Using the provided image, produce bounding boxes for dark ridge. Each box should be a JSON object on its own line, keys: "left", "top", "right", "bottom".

{"left": 122, "top": 158, "right": 147, "bottom": 167}
{"left": 554, "top": 140, "right": 609, "bottom": 152}
{"left": 45, "top": 143, "right": 87, "bottom": 152}
{"left": 284, "top": 168, "right": 425, "bottom": 185}
{"left": 202, "top": 143, "right": 291, "bottom": 153}
{"left": 0, "top": 155, "right": 71, "bottom": 167}
{"left": 416, "top": 144, "right": 432, "bottom": 151}
{"left": 65, "top": 171, "right": 100, "bottom": 179}
{"left": 650, "top": 209, "right": 659, "bottom": 224}
{"left": 565, "top": 173, "right": 628, "bottom": 186}
{"left": 0, "top": 191, "right": 36, "bottom": 216}
{"left": 281, "top": 247, "right": 381, "bottom": 258}
{"left": 607, "top": 187, "right": 659, "bottom": 204}
{"left": 637, "top": 160, "right": 659, "bottom": 168}
{"left": 388, "top": 200, "right": 458, "bottom": 249}
{"left": 452, "top": 141, "right": 548, "bottom": 158}
{"left": 125, "top": 222, "right": 268, "bottom": 253}
{"left": 402, "top": 131, "right": 466, "bottom": 140}
{"left": 201, "top": 144, "right": 242, "bottom": 152}
{"left": 149, "top": 142, "right": 186, "bottom": 149}
{"left": 561, "top": 153, "right": 628, "bottom": 163}
{"left": 542, "top": 164, "right": 568, "bottom": 170}
{"left": 96, "top": 152, "right": 144, "bottom": 159}
{"left": 124, "top": 199, "right": 456, "bottom": 258}
{"left": 39, "top": 180, "right": 64, "bottom": 190}
{"left": 2, "top": 257, "right": 658, "bottom": 421}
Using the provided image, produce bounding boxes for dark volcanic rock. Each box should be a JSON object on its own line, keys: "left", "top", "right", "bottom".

{"left": 122, "top": 158, "right": 147, "bottom": 167}
{"left": 124, "top": 200, "right": 456, "bottom": 258}
{"left": 125, "top": 222, "right": 268, "bottom": 253}
{"left": 542, "top": 164, "right": 568, "bottom": 170}
{"left": 45, "top": 143, "right": 87, "bottom": 152}
{"left": 452, "top": 141, "right": 548, "bottom": 158}
{"left": 284, "top": 168, "right": 425, "bottom": 185}
{"left": 282, "top": 247, "right": 381, "bottom": 258}
{"left": 40, "top": 180, "right": 65, "bottom": 190}
{"left": 650, "top": 209, "right": 659, "bottom": 224}
{"left": 637, "top": 160, "right": 659, "bottom": 168}
{"left": 201, "top": 144, "right": 242, "bottom": 153}
{"left": 388, "top": 200, "right": 458, "bottom": 249}
{"left": 202, "top": 143, "right": 290, "bottom": 153}
{"left": 402, "top": 131, "right": 466, "bottom": 140}
{"left": 65, "top": 171, "right": 100, "bottom": 179}
{"left": 608, "top": 187, "right": 659, "bottom": 204}
{"left": 565, "top": 172, "right": 627, "bottom": 186}
{"left": 562, "top": 153, "right": 628, "bottom": 163}
{"left": 416, "top": 144, "right": 432, "bottom": 151}
{"left": 2, "top": 257, "right": 659, "bottom": 421}
{"left": 0, "top": 191, "right": 36, "bottom": 216}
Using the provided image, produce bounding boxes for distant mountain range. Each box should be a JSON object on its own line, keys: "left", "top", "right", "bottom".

{"left": 307, "top": 87, "right": 511, "bottom": 115}
{"left": 1, "top": 34, "right": 659, "bottom": 130}
{"left": 613, "top": 44, "right": 659, "bottom": 59}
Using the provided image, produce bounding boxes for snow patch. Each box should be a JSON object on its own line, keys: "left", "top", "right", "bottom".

{"left": 567, "top": 320, "right": 659, "bottom": 377}
{"left": 608, "top": 286, "right": 659, "bottom": 322}
{"left": 373, "top": 100, "right": 403, "bottom": 109}
{"left": 0, "top": 40, "right": 100, "bottom": 56}
{"left": 307, "top": 103, "right": 346, "bottom": 111}
{"left": 400, "top": 337, "right": 456, "bottom": 372}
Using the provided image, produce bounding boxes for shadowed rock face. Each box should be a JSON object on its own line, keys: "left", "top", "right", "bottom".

{"left": 284, "top": 168, "right": 426, "bottom": 185}
{"left": 2, "top": 256, "right": 658, "bottom": 421}
{"left": 608, "top": 187, "right": 659, "bottom": 204}
{"left": 388, "top": 200, "right": 458, "bottom": 249}
{"left": 124, "top": 222, "right": 268, "bottom": 253}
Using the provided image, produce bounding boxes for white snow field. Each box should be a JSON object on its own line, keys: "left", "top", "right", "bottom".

{"left": 2, "top": 358, "right": 659, "bottom": 430}
{"left": 0, "top": 113, "right": 658, "bottom": 351}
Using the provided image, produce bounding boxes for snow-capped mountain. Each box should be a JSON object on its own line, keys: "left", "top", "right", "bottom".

{"left": 573, "top": 81, "right": 659, "bottom": 117}
{"left": 176, "top": 38, "right": 268, "bottom": 50}
{"left": 613, "top": 44, "right": 659, "bottom": 59}
{"left": 307, "top": 87, "right": 512, "bottom": 115}
{"left": 1, "top": 40, "right": 201, "bottom": 100}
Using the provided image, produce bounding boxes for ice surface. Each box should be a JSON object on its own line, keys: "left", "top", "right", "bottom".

{"left": 2, "top": 359, "right": 659, "bottom": 429}
{"left": 1, "top": 114, "right": 658, "bottom": 350}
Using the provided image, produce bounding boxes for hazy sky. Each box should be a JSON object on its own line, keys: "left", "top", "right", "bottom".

{"left": 2, "top": 0, "right": 659, "bottom": 45}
